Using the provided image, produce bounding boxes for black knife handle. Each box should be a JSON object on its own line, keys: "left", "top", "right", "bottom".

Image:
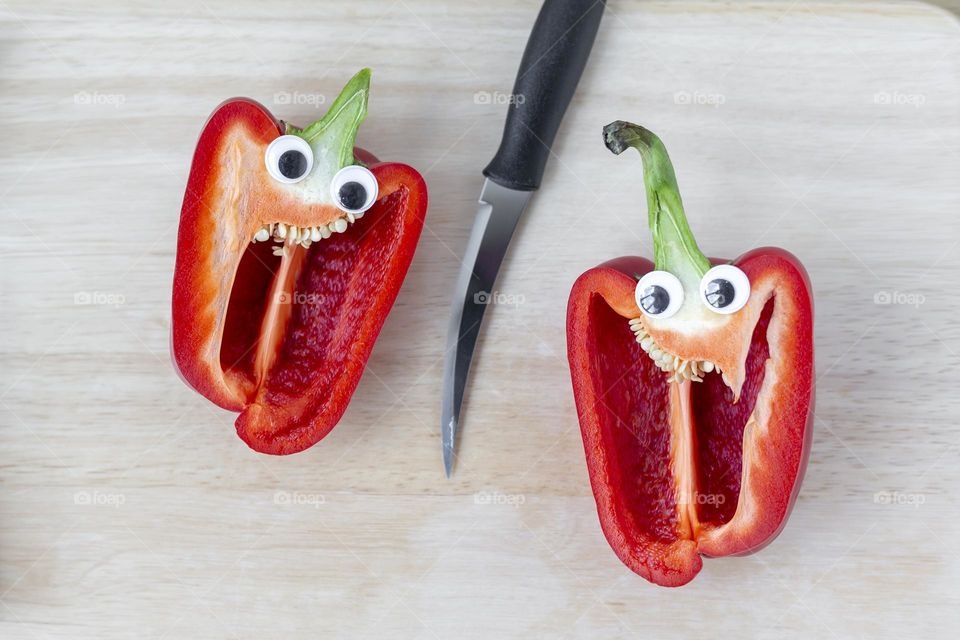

{"left": 482, "top": 0, "right": 605, "bottom": 191}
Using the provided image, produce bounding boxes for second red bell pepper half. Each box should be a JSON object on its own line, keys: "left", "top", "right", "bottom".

{"left": 171, "top": 69, "right": 427, "bottom": 455}
{"left": 566, "top": 121, "right": 814, "bottom": 586}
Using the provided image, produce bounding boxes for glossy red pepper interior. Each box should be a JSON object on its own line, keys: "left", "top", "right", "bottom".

{"left": 587, "top": 295, "right": 773, "bottom": 537}
{"left": 568, "top": 250, "right": 813, "bottom": 586}
{"left": 692, "top": 301, "right": 772, "bottom": 525}
{"left": 221, "top": 189, "right": 408, "bottom": 403}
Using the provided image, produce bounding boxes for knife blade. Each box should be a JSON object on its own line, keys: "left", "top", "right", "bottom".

{"left": 441, "top": 0, "right": 606, "bottom": 476}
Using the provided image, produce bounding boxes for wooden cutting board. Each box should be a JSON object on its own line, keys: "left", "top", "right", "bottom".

{"left": 1, "top": 0, "right": 958, "bottom": 637}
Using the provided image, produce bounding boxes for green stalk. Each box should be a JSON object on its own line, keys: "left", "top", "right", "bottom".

{"left": 294, "top": 68, "right": 371, "bottom": 168}
{"left": 603, "top": 121, "right": 710, "bottom": 283}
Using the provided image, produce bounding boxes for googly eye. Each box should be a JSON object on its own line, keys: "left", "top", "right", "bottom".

{"left": 635, "top": 271, "right": 684, "bottom": 319}
{"left": 265, "top": 135, "right": 314, "bottom": 184}
{"left": 700, "top": 264, "right": 750, "bottom": 314}
{"left": 330, "top": 165, "right": 378, "bottom": 214}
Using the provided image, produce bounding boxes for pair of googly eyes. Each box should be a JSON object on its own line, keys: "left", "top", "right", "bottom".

{"left": 264, "top": 135, "right": 379, "bottom": 214}
{"left": 635, "top": 265, "right": 750, "bottom": 319}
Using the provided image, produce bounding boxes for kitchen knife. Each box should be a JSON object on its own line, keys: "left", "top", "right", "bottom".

{"left": 441, "top": 0, "right": 606, "bottom": 476}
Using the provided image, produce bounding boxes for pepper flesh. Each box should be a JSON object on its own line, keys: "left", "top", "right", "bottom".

{"left": 566, "top": 123, "right": 813, "bottom": 586}
{"left": 171, "top": 72, "right": 427, "bottom": 455}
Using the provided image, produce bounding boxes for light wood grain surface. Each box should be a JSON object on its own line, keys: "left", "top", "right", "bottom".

{"left": 1, "top": 0, "right": 959, "bottom": 638}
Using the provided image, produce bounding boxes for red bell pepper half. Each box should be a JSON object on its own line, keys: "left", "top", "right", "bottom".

{"left": 172, "top": 69, "right": 427, "bottom": 455}
{"left": 566, "top": 122, "right": 814, "bottom": 586}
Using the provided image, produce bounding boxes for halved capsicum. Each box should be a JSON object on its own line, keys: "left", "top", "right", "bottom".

{"left": 566, "top": 122, "right": 814, "bottom": 586}
{"left": 172, "top": 69, "right": 427, "bottom": 455}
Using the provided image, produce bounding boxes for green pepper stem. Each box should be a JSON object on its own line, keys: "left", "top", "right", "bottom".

{"left": 298, "top": 68, "right": 371, "bottom": 168}
{"left": 603, "top": 121, "right": 710, "bottom": 281}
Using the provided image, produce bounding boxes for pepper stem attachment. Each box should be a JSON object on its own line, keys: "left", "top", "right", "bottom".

{"left": 603, "top": 121, "right": 710, "bottom": 281}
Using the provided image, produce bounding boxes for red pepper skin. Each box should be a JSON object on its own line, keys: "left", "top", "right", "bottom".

{"left": 172, "top": 98, "right": 427, "bottom": 454}
{"left": 567, "top": 248, "right": 813, "bottom": 586}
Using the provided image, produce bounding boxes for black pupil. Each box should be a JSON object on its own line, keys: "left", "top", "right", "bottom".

{"left": 277, "top": 150, "right": 308, "bottom": 179}
{"left": 640, "top": 285, "right": 670, "bottom": 315}
{"left": 338, "top": 181, "right": 367, "bottom": 210}
{"left": 705, "top": 278, "right": 735, "bottom": 308}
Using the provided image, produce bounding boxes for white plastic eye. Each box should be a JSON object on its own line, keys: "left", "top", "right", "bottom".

{"left": 264, "top": 135, "right": 314, "bottom": 184}
{"left": 330, "top": 165, "right": 378, "bottom": 214}
{"left": 700, "top": 264, "right": 750, "bottom": 314}
{"left": 635, "top": 271, "right": 684, "bottom": 319}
